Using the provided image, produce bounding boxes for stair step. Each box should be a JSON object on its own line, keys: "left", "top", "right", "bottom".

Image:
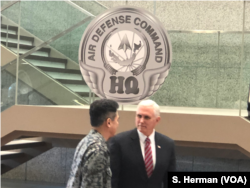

{"left": 10, "top": 48, "right": 49, "bottom": 57}
{"left": 1, "top": 151, "right": 26, "bottom": 160}
{"left": 37, "top": 67, "right": 83, "bottom": 80}
{"left": 46, "top": 72, "right": 83, "bottom": 80}
{"left": 1, "top": 42, "right": 50, "bottom": 57}
{"left": 76, "top": 92, "right": 98, "bottom": 97}
{"left": 27, "top": 60, "right": 66, "bottom": 69}
{"left": 56, "top": 79, "right": 86, "bottom": 85}
{"left": 37, "top": 67, "right": 81, "bottom": 74}
{"left": 1, "top": 140, "right": 47, "bottom": 151}
{"left": 82, "top": 97, "right": 100, "bottom": 101}
{"left": 56, "top": 79, "right": 90, "bottom": 93}
{"left": 1, "top": 24, "right": 18, "bottom": 35}
{"left": 26, "top": 55, "right": 67, "bottom": 64}
{"left": 1, "top": 32, "right": 34, "bottom": 45}
{"left": 64, "top": 84, "right": 90, "bottom": 92}
{"left": 1, "top": 42, "right": 50, "bottom": 52}
{"left": 25, "top": 56, "right": 67, "bottom": 69}
{"left": 77, "top": 92, "right": 90, "bottom": 97}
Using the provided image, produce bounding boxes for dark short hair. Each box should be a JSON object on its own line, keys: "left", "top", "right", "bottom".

{"left": 89, "top": 99, "right": 119, "bottom": 127}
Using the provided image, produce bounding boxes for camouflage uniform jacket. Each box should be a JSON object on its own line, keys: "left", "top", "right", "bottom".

{"left": 67, "top": 129, "right": 112, "bottom": 188}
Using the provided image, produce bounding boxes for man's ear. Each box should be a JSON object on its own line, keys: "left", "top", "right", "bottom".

{"left": 106, "top": 118, "right": 112, "bottom": 128}
{"left": 156, "top": 116, "right": 161, "bottom": 124}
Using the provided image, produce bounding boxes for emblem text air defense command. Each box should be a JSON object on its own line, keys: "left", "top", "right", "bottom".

{"left": 79, "top": 6, "right": 172, "bottom": 104}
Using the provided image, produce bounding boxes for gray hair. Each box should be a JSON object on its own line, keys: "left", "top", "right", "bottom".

{"left": 137, "top": 99, "right": 160, "bottom": 117}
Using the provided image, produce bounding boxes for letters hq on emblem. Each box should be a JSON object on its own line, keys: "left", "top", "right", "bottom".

{"left": 79, "top": 6, "right": 172, "bottom": 104}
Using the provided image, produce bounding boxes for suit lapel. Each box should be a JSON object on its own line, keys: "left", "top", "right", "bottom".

{"left": 151, "top": 132, "right": 163, "bottom": 179}
{"left": 130, "top": 129, "right": 148, "bottom": 179}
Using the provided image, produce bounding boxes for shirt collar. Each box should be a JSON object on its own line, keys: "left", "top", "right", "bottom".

{"left": 90, "top": 129, "right": 106, "bottom": 143}
{"left": 137, "top": 129, "right": 155, "bottom": 143}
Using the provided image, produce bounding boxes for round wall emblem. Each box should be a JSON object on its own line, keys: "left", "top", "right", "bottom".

{"left": 79, "top": 6, "right": 172, "bottom": 104}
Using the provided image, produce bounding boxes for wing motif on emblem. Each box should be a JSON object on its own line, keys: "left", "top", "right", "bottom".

{"left": 140, "top": 63, "right": 171, "bottom": 100}
{"left": 79, "top": 61, "right": 106, "bottom": 98}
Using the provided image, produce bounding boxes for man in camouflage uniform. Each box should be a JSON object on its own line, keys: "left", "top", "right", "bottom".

{"left": 67, "top": 99, "right": 119, "bottom": 188}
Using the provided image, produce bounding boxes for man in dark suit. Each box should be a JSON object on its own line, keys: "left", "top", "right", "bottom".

{"left": 109, "top": 100, "right": 176, "bottom": 188}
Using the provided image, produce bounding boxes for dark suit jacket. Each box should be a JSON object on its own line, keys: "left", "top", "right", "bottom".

{"left": 108, "top": 128, "right": 176, "bottom": 188}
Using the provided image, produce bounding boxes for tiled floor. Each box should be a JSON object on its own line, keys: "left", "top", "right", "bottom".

{"left": 1, "top": 179, "right": 66, "bottom": 188}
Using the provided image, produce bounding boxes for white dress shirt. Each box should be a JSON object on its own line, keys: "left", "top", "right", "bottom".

{"left": 137, "top": 129, "right": 156, "bottom": 169}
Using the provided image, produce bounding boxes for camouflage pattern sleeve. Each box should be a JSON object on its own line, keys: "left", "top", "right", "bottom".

{"left": 80, "top": 146, "right": 111, "bottom": 188}
{"left": 66, "top": 130, "right": 111, "bottom": 188}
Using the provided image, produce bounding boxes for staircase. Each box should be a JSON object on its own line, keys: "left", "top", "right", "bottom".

{"left": 1, "top": 14, "right": 92, "bottom": 175}
{"left": 1, "top": 138, "right": 52, "bottom": 174}
{"left": 1, "top": 23, "right": 93, "bottom": 101}
{"left": 1, "top": 1, "right": 103, "bottom": 175}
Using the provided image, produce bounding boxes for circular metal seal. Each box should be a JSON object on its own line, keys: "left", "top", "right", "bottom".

{"left": 79, "top": 6, "right": 172, "bottom": 104}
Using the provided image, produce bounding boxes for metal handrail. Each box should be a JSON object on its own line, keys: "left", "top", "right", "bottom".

{"left": 19, "top": 16, "right": 93, "bottom": 60}
{"left": 64, "top": 0, "right": 95, "bottom": 17}
{"left": 94, "top": 0, "right": 109, "bottom": 9}
{"left": 1, "top": 14, "right": 79, "bottom": 67}
{"left": 1, "top": 1, "right": 19, "bottom": 12}
{"left": 3, "top": 58, "right": 89, "bottom": 105}
{"left": 1, "top": 0, "right": 95, "bottom": 105}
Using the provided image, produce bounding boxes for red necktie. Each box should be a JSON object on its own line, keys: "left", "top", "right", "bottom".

{"left": 144, "top": 137, "right": 153, "bottom": 177}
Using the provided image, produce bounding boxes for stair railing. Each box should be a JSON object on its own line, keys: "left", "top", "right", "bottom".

{"left": 0, "top": 1, "right": 106, "bottom": 106}
{"left": 0, "top": 1, "right": 19, "bottom": 12}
